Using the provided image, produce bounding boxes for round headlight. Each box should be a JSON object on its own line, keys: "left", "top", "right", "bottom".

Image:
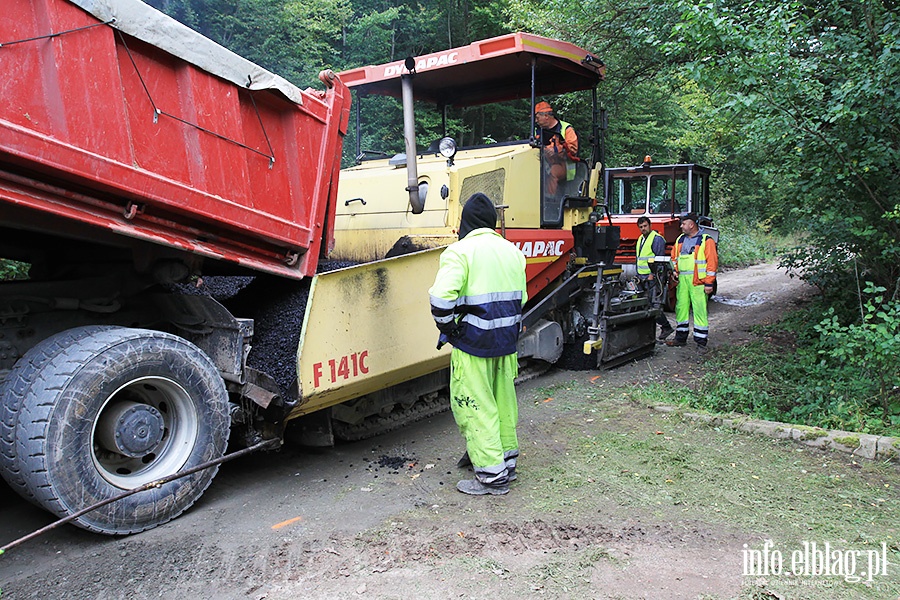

{"left": 438, "top": 137, "right": 457, "bottom": 159}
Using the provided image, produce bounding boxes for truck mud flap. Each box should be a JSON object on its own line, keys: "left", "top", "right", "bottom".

{"left": 291, "top": 248, "right": 448, "bottom": 418}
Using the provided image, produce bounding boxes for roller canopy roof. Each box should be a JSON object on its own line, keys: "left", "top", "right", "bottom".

{"left": 339, "top": 33, "right": 604, "bottom": 107}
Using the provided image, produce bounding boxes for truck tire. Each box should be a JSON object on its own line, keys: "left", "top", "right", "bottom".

{"left": 0, "top": 326, "right": 114, "bottom": 505}
{"left": 7, "top": 327, "right": 230, "bottom": 535}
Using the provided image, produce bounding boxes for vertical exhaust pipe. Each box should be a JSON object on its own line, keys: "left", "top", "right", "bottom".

{"left": 401, "top": 57, "right": 424, "bottom": 214}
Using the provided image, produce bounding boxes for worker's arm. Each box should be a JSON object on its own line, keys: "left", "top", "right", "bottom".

{"left": 670, "top": 238, "right": 680, "bottom": 280}
{"left": 646, "top": 234, "right": 666, "bottom": 281}
{"left": 702, "top": 238, "right": 718, "bottom": 293}
{"left": 651, "top": 234, "right": 666, "bottom": 257}
{"left": 428, "top": 246, "right": 467, "bottom": 337}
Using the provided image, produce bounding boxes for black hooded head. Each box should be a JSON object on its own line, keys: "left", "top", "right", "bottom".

{"left": 458, "top": 193, "right": 497, "bottom": 239}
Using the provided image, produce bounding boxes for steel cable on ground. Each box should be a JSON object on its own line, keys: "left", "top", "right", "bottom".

{"left": 0, "top": 438, "right": 279, "bottom": 556}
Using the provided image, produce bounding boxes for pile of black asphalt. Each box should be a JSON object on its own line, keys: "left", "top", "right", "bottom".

{"left": 173, "top": 262, "right": 359, "bottom": 399}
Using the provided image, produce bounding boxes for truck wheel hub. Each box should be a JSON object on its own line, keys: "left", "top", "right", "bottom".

{"left": 97, "top": 400, "right": 165, "bottom": 458}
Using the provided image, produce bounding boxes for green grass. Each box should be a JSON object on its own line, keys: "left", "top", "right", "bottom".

{"left": 335, "top": 338, "right": 898, "bottom": 600}
{"left": 517, "top": 391, "right": 900, "bottom": 599}
{"left": 528, "top": 411, "right": 897, "bottom": 539}
{"left": 349, "top": 370, "right": 900, "bottom": 599}
{"left": 625, "top": 317, "right": 900, "bottom": 438}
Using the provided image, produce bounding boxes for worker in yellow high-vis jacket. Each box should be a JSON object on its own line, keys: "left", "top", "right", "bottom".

{"left": 429, "top": 193, "right": 527, "bottom": 495}
{"left": 636, "top": 216, "right": 674, "bottom": 341}
{"left": 666, "top": 212, "right": 718, "bottom": 355}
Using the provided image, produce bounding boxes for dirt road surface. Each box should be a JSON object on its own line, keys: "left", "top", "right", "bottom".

{"left": 2, "top": 263, "right": 899, "bottom": 600}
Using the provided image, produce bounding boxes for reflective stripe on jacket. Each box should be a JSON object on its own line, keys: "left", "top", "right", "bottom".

{"left": 557, "top": 120, "right": 577, "bottom": 181}
{"left": 636, "top": 230, "right": 664, "bottom": 276}
{"left": 429, "top": 229, "right": 528, "bottom": 357}
{"left": 671, "top": 232, "right": 718, "bottom": 286}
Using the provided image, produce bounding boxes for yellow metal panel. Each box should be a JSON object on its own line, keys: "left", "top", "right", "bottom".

{"left": 291, "top": 248, "right": 449, "bottom": 417}
{"left": 583, "top": 338, "right": 603, "bottom": 354}
{"left": 330, "top": 225, "right": 451, "bottom": 263}
{"left": 333, "top": 143, "right": 543, "bottom": 262}
{"left": 500, "top": 149, "right": 541, "bottom": 227}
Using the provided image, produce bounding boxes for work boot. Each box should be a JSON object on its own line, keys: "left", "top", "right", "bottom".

{"left": 697, "top": 344, "right": 709, "bottom": 355}
{"left": 507, "top": 466, "right": 517, "bottom": 482}
{"left": 658, "top": 325, "right": 674, "bottom": 341}
{"left": 456, "top": 479, "right": 509, "bottom": 495}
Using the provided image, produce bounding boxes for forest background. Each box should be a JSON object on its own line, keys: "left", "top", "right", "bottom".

{"left": 11, "top": 0, "right": 900, "bottom": 435}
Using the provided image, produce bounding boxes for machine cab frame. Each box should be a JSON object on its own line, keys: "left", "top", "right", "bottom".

{"left": 337, "top": 33, "right": 606, "bottom": 234}
{"left": 605, "top": 162, "right": 711, "bottom": 222}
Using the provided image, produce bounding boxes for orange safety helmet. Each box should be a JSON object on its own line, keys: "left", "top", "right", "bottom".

{"left": 534, "top": 101, "right": 553, "bottom": 115}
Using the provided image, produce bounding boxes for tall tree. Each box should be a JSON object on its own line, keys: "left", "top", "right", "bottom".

{"left": 511, "top": 0, "right": 899, "bottom": 302}
{"left": 147, "top": 0, "right": 351, "bottom": 87}
{"left": 652, "top": 0, "right": 900, "bottom": 300}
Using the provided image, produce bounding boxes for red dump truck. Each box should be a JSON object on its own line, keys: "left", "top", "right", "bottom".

{"left": 0, "top": 0, "right": 352, "bottom": 534}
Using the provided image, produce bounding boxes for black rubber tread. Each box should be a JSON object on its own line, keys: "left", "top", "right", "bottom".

{"left": 10, "top": 327, "right": 230, "bottom": 535}
{"left": 514, "top": 361, "right": 552, "bottom": 384}
{"left": 0, "top": 326, "right": 114, "bottom": 505}
{"left": 333, "top": 392, "right": 450, "bottom": 442}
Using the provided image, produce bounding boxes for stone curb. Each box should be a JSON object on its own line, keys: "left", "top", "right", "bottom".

{"left": 651, "top": 404, "right": 899, "bottom": 463}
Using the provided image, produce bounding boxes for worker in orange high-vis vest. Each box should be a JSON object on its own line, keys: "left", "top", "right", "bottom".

{"left": 666, "top": 212, "right": 718, "bottom": 355}
{"left": 534, "top": 101, "right": 579, "bottom": 196}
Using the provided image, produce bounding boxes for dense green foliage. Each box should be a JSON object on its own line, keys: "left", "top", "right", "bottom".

{"left": 146, "top": 0, "right": 351, "bottom": 84}
{"left": 648, "top": 1, "right": 899, "bottom": 293}
{"left": 0, "top": 260, "right": 29, "bottom": 281}
{"left": 147, "top": 0, "right": 898, "bottom": 283}
{"left": 713, "top": 216, "right": 787, "bottom": 268}
{"left": 138, "top": 0, "right": 899, "bottom": 428}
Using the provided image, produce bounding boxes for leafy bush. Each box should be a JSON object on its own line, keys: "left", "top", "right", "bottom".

{"left": 0, "top": 260, "right": 29, "bottom": 281}
{"left": 779, "top": 207, "right": 900, "bottom": 313}
{"left": 814, "top": 282, "right": 900, "bottom": 425}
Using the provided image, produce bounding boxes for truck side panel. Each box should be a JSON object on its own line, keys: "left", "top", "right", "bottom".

{"left": 0, "top": 0, "right": 350, "bottom": 278}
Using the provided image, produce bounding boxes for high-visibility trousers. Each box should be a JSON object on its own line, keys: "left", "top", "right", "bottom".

{"left": 449, "top": 349, "right": 519, "bottom": 484}
{"left": 674, "top": 277, "right": 709, "bottom": 344}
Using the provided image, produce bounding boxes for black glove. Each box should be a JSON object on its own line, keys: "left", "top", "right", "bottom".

{"left": 436, "top": 319, "right": 459, "bottom": 336}
{"left": 436, "top": 321, "right": 461, "bottom": 349}
{"left": 437, "top": 333, "right": 449, "bottom": 350}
